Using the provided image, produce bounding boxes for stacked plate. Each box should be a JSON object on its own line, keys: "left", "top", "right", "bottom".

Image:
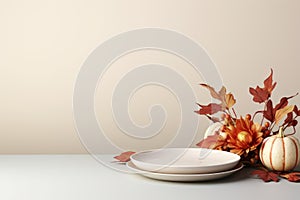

{"left": 126, "top": 148, "right": 243, "bottom": 182}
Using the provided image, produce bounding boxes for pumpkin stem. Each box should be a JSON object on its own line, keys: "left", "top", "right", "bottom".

{"left": 277, "top": 126, "right": 285, "bottom": 138}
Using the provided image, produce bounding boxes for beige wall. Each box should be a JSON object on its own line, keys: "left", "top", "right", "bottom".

{"left": 0, "top": 0, "right": 299, "bottom": 153}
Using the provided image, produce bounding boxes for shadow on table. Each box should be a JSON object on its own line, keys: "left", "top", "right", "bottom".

{"left": 132, "top": 167, "right": 253, "bottom": 185}
{"left": 197, "top": 167, "right": 252, "bottom": 184}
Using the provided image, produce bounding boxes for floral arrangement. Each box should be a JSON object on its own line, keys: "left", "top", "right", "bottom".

{"left": 114, "top": 69, "right": 300, "bottom": 182}
{"left": 195, "top": 69, "right": 300, "bottom": 182}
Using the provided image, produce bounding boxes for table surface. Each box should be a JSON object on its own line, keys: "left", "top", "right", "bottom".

{"left": 0, "top": 155, "right": 299, "bottom": 200}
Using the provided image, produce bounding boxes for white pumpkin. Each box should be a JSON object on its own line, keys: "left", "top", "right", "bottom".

{"left": 259, "top": 127, "right": 300, "bottom": 171}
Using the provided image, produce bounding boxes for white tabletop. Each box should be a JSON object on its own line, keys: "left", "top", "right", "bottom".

{"left": 0, "top": 155, "right": 299, "bottom": 200}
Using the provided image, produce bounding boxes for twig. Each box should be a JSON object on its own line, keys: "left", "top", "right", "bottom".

{"left": 232, "top": 107, "right": 238, "bottom": 118}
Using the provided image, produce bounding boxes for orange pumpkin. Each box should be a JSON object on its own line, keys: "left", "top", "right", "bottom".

{"left": 259, "top": 127, "right": 300, "bottom": 171}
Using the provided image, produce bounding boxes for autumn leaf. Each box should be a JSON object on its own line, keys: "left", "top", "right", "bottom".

{"left": 280, "top": 172, "right": 300, "bottom": 182}
{"left": 263, "top": 68, "right": 277, "bottom": 94}
{"left": 218, "top": 86, "right": 227, "bottom": 102}
{"left": 249, "top": 86, "right": 269, "bottom": 103}
{"left": 274, "top": 94, "right": 298, "bottom": 111}
{"left": 293, "top": 105, "right": 300, "bottom": 116}
{"left": 263, "top": 100, "right": 274, "bottom": 122}
{"left": 199, "top": 84, "right": 236, "bottom": 112}
{"left": 200, "top": 84, "right": 225, "bottom": 101}
{"left": 249, "top": 69, "right": 277, "bottom": 103}
{"left": 292, "top": 120, "right": 298, "bottom": 127}
{"left": 196, "top": 134, "right": 219, "bottom": 149}
{"left": 225, "top": 93, "right": 236, "bottom": 109}
{"left": 251, "top": 169, "right": 279, "bottom": 182}
{"left": 113, "top": 151, "right": 135, "bottom": 162}
{"left": 195, "top": 103, "right": 223, "bottom": 115}
{"left": 284, "top": 112, "right": 294, "bottom": 126}
{"left": 275, "top": 105, "right": 295, "bottom": 125}
{"left": 263, "top": 94, "right": 298, "bottom": 124}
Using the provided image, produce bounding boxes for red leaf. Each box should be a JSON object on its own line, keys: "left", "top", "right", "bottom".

{"left": 249, "top": 69, "right": 277, "bottom": 103}
{"left": 249, "top": 86, "right": 269, "bottom": 103}
{"left": 196, "top": 134, "right": 219, "bottom": 149}
{"left": 263, "top": 100, "right": 274, "bottom": 122}
{"left": 114, "top": 151, "right": 135, "bottom": 162}
{"left": 280, "top": 172, "right": 300, "bottom": 182}
{"left": 274, "top": 94, "right": 297, "bottom": 111}
{"left": 263, "top": 68, "right": 277, "bottom": 94}
{"left": 195, "top": 103, "right": 223, "bottom": 115}
{"left": 251, "top": 169, "right": 279, "bottom": 182}
{"left": 292, "top": 120, "right": 298, "bottom": 126}
{"left": 284, "top": 112, "right": 294, "bottom": 126}
{"left": 294, "top": 105, "right": 300, "bottom": 116}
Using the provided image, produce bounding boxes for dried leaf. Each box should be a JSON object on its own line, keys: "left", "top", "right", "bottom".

{"left": 284, "top": 112, "right": 294, "bottom": 126}
{"left": 218, "top": 86, "right": 227, "bottom": 101}
{"left": 200, "top": 84, "right": 223, "bottom": 101}
{"left": 292, "top": 120, "right": 298, "bottom": 127}
{"left": 283, "top": 110, "right": 298, "bottom": 129}
{"left": 275, "top": 105, "right": 295, "bottom": 125}
{"left": 225, "top": 93, "right": 236, "bottom": 109}
{"left": 200, "top": 84, "right": 231, "bottom": 105}
{"left": 249, "top": 86, "right": 269, "bottom": 103}
{"left": 195, "top": 103, "right": 223, "bottom": 115}
{"left": 274, "top": 94, "right": 298, "bottom": 111}
{"left": 263, "top": 68, "right": 277, "bottom": 94}
{"left": 114, "top": 151, "right": 135, "bottom": 162}
{"left": 251, "top": 169, "right": 279, "bottom": 182}
{"left": 196, "top": 134, "right": 219, "bottom": 149}
{"left": 198, "top": 84, "right": 235, "bottom": 112}
{"left": 294, "top": 105, "right": 300, "bottom": 116}
{"left": 249, "top": 69, "right": 277, "bottom": 103}
{"left": 263, "top": 100, "right": 274, "bottom": 122}
{"left": 274, "top": 98, "right": 288, "bottom": 112}
{"left": 280, "top": 172, "right": 300, "bottom": 182}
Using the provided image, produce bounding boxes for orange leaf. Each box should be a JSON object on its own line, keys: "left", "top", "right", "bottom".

{"left": 263, "top": 68, "right": 277, "bottom": 94}
{"left": 251, "top": 169, "right": 279, "bottom": 182}
{"left": 114, "top": 151, "right": 135, "bottom": 162}
{"left": 225, "top": 93, "right": 236, "bottom": 109}
{"left": 280, "top": 172, "right": 300, "bottom": 182}
{"left": 275, "top": 105, "right": 295, "bottom": 125}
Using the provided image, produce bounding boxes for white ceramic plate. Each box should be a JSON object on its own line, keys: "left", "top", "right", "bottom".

{"left": 127, "top": 161, "right": 243, "bottom": 182}
{"left": 130, "top": 148, "right": 240, "bottom": 174}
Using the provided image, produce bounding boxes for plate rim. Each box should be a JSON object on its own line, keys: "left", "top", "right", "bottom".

{"left": 130, "top": 148, "right": 241, "bottom": 168}
{"left": 126, "top": 160, "right": 244, "bottom": 181}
